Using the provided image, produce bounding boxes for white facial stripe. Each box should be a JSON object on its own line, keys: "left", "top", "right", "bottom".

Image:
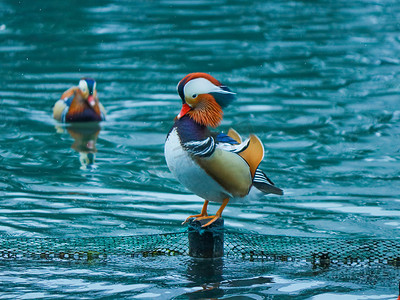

{"left": 183, "top": 78, "right": 234, "bottom": 99}
{"left": 184, "top": 78, "right": 214, "bottom": 98}
{"left": 79, "top": 80, "right": 88, "bottom": 93}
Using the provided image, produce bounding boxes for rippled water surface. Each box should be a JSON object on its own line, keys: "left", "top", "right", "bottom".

{"left": 1, "top": 0, "right": 400, "bottom": 298}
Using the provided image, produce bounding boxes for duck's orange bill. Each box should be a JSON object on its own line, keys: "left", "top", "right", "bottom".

{"left": 177, "top": 103, "right": 191, "bottom": 119}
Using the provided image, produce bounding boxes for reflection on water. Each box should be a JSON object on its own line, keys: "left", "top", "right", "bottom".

{"left": 56, "top": 123, "right": 102, "bottom": 170}
{"left": 184, "top": 258, "right": 278, "bottom": 298}
{"left": 0, "top": 257, "right": 397, "bottom": 299}
{"left": 1, "top": 0, "right": 400, "bottom": 297}
{"left": 185, "top": 258, "right": 225, "bottom": 298}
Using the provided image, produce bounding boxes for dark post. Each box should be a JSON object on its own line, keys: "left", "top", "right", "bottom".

{"left": 188, "top": 218, "right": 224, "bottom": 258}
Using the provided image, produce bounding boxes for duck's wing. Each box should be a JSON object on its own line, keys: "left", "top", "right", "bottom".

{"left": 53, "top": 89, "right": 75, "bottom": 122}
{"left": 216, "top": 134, "right": 249, "bottom": 153}
{"left": 183, "top": 129, "right": 281, "bottom": 197}
{"left": 99, "top": 102, "right": 107, "bottom": 120}
{"left": 216, "top": 131, "right": 263, "bottom": 178}
{"left": 253, "top": 168, "right": 284, "bottom": 195}
{"left": 53, "top": 99, "right": 67, "bottom": 121}
{"left": 227, "top": 128, "right": 242, "bottom": 143}
{"left": 183, "top": 136, "right": 216, "bottom": 157}
{"left": 182, "top": 134, "right": 251, "bottom": 197}
{"left": 61, "top": 87, "right": 77, "bottom": 99}
{"left": 183, "top": 131, "right": 245, "bottom": 158}
{"left": 217, "top": 130, "right": 283, "bottom": 196}
{"left": 195, "top": 146, "right": 253, "bottom": 198}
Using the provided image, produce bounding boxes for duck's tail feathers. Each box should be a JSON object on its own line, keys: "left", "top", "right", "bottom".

{"left": 253, "top": 168, "right": 283, "bottom": 195}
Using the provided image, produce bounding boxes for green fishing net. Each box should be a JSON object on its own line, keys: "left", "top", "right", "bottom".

{"left": 1, "top": 230, "right": 400, "bottom": 267}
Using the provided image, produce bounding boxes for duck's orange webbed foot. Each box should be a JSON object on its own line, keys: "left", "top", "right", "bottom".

{"left": 182, "top": 200, "right": 209, "bottom": 225}
{"left": 191, "top": 198, "right": 230, "bottom": 228}
{"left": 196, "top": 215, "right": 221, "bottom": 228}
{"left": 182, "top": 213, "right": 208, "bottom": 225}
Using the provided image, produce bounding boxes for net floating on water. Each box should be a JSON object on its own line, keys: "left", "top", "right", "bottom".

{"left": 1, "top": 231, "right": 400, "bottom": 267}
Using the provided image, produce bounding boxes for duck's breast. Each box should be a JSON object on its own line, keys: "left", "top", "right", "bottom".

{"left": 165, "top": 128, "right": 231, "bottom": 203}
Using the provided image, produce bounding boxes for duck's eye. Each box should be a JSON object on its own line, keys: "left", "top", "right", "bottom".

{"left": 192, "top": 94, "right": 197, "bottom": 98}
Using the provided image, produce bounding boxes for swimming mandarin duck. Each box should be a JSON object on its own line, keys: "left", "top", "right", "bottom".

{"left": 165, "top": 72, "right": 283, "bottom": 227}
{"left": 53, "top": 78, "right": 106, "bottom": 122}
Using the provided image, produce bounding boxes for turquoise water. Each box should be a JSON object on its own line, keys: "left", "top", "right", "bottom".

{"left": 1, "top": 0, "right": 400, "bottom": 298}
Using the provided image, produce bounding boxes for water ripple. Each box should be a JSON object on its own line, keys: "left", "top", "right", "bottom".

{"left": 1, "top": 0, "right": 400, "bottom": 297}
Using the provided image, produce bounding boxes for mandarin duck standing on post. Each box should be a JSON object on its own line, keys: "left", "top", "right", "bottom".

{"left": 165, "top": 73, "right": 283, "bottom": 228}
{"left": 53, "top": 78, "right": 106, "bottom": 122}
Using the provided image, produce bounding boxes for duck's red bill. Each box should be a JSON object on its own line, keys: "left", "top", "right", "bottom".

{"left": 88, "top": 95, "right": 95, "bottom": 107}
{"left": 177, "top": 103, "right": 191, "bottom": 119}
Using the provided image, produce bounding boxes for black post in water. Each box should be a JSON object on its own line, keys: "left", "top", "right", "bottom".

{"left": 188, "top": 218, "right": 224, "bottom": 258}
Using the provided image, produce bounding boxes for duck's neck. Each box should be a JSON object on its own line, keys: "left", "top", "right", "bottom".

{"left": 174, "top": 115, "right": 211, "bottom": 143}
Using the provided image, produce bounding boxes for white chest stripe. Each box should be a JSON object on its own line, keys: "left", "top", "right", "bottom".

{"left": 183, "top": 137, "right": 215, "bottom": 157}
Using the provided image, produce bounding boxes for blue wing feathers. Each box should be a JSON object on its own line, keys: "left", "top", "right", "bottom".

{"left": 216, "top": 133, "right": 239, "bottom": 145}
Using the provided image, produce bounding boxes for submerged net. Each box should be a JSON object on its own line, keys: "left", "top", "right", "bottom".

{"left": 224, "top": 233, "right": 400, "bottom": 267}
{"left": 0, "top": 232, "right": 187, "bottom": 260}
{"left": 1, "top": 230, "right": 400, "bottom": 268}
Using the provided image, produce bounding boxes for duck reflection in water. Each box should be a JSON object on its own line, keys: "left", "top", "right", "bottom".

{"left": 68, "top": 123, "right": 101, "bottom": 170}
{"left": 55, "top": 123, "right": 101, "bottom": 170}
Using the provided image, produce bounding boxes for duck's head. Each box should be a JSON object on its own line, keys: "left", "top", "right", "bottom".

{"left": 176, "top": 72, "right": 236, "bottom": 127}
{"left": 78, "top": 78, "right": 97, "bottom": 107}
